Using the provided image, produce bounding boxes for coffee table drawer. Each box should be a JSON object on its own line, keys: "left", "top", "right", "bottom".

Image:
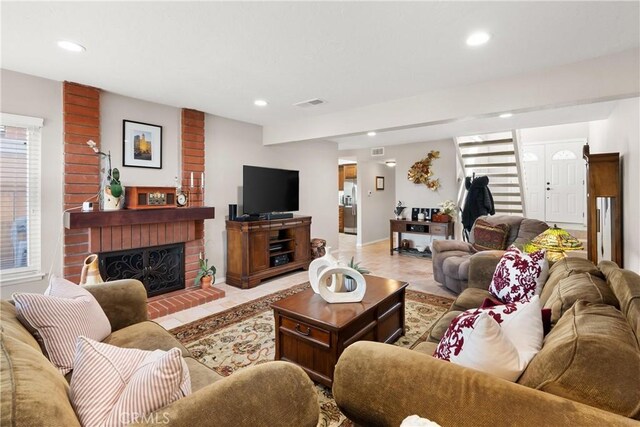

{"left": 280, "top": 316, "right": 330, "bottom": 346}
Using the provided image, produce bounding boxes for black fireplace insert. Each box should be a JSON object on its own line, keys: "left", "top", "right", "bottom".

{"left": 98, "top": 243, "right": 185, "bottom": 297}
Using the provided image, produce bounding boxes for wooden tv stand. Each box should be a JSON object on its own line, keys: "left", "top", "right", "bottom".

{"left": 226, "top": 216, "right": 312, "bottom": 289}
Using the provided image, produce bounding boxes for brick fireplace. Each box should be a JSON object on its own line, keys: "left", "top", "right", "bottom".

{"left": 62, "top": 82, "right": 223, "bottom": 319}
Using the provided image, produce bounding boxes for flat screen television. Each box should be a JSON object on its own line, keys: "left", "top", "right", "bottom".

{"left": 243, "top": 165, "right": 299, "bottom": 214}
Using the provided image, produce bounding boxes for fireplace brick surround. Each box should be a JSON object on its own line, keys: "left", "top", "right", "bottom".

{"left": 62, "top": 82, "right": 223, "bottom": 319}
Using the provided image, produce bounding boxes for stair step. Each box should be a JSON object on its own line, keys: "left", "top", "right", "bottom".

{"left": 459, "top": 139, "right": 513, "bottom": 148}
{"left": 494, "top": 201, "right": 523, "bottom": 205}
{"left": 495, "top": 208, "right": 524, "bottom": 213}
{"left": 492, "top": 192, "right": 521, "bottom": 197}
{"left": 477, "top": 173, "right": 519, "bottom": 178}
{"left": 461, "top": 150, "right": 515, "bottom": 159}
{"left": 465, "top": 162, "right": 517, "bottom": 168}
{"left": 488, "top": 183, "right": 520, "bottom": 187}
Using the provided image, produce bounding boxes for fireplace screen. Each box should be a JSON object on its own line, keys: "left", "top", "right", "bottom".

{"left": 99, "top": 243, "right": 185, "bottom": 297}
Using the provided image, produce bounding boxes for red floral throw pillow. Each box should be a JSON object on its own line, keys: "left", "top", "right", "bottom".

{"left": 433, "top": 296, "right": 543, "bottom": 381}
{"left": 472, "top": 219, "right": 511, "bottom": 251}
{"left": 489, "top": 245, "right": 549, "bottom": 303}
{"left": 481, "top": 297, "right": 552, "bottom": 336}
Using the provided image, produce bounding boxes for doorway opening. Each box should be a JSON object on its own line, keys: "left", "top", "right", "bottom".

{"left": 338, "top": 159, "right": 358, "bottom": 249}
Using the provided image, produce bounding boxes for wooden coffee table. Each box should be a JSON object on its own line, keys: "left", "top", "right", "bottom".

{"left": 271, "top": 275, "right": 408, "bottom": 387}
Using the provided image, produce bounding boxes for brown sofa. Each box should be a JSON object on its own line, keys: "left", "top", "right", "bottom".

{"left": 1, "top": 279, "right": 319, "bottom": 427}
{"left": 432, "top": 215, "right": 549, "bottom": 294}
{"left": 333, "top": 258, "right": 640, "bottom": 426}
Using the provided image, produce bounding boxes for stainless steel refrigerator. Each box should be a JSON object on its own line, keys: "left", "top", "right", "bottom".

{"left": 343, "top": 180, "right": 357, "bottom": 234}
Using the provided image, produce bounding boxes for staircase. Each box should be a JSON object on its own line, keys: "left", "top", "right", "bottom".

{"left": 455, "top": 131, "right": 526, "bottom": 217}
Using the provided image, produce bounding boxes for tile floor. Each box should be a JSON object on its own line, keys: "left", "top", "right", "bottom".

{"left": 154, "top": 233, "right": 455, "bottom": 329}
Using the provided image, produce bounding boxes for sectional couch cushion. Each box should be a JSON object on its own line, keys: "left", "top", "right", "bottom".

{"left": 539, "top": 258, "right": 604, "bottom": 305}
{"left": 518, "top": 301, "right": 640, "bottom": 419}
{"left": 1, "top": 331, "right": 81, "bottom": 427}
{"left": 544, "top": 272, "right": 619, "bottom": 326}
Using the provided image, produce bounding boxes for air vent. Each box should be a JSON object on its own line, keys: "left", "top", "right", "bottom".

{"left": 294, "top": 98, "right": 326, "bottom": 108}
{"left": 371, "top": 147, "right": 385, "bottom": 157}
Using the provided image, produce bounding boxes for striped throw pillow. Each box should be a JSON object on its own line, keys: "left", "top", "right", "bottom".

{"left": 472, "top": 219, "right": 511, "bottom": 251}
{"left": 70, "top": 337, "right": 191, "bottom": 427}
{"left": 12, "top": 276, "right": 112, "bottom": 375}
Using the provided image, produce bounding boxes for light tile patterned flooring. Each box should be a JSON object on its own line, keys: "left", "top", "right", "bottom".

{"left": 155, "top": 233, "right": 455, "bottom": 329}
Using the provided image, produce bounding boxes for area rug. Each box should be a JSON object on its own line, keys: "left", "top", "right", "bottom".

{"left": 171, "top": 283, "right": 453, "bottom": 427}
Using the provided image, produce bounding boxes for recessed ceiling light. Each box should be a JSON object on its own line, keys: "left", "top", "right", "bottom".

{"left": 367, "top": 131, "right": 377, "bottom": 137}
{"left": 499, "top": 113, "right": 513, "bottom": 118}
{"left": 57, "top": 40, "right": 85, "bottom": 52}
{"left": 466, "top": 31, "right": 491, "bottom": 47}
{"left": 254, "top": 99, "right": 268, "bottom": 107}
{"left": 385, "top": 161, "right": 396, "bottom": 167}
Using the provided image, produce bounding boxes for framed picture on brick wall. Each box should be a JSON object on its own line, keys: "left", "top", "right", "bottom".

{"left": 123, "top": 120, "right": 162, "bottom": 169}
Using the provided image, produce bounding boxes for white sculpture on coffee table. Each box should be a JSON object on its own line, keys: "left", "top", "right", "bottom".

{"left": 308, "top": 247, "right": 339, "bottom": 293}
{"left": 317, "top": 266, "right": 366, "bottom": 303}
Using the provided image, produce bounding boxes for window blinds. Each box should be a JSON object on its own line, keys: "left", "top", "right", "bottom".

{"left": 0, "top": 113, "right": 43, "bottom": 284}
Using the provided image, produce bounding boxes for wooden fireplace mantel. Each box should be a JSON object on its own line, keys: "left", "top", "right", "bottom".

{"left": 64, "top": 207, "right": 215, "bottom": 229}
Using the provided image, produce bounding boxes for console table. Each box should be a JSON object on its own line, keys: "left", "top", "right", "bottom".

{"left": 389, "top": 219, "right": 454, "bottom": 256}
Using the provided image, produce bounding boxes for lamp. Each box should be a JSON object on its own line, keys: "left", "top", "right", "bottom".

{"left": 529, "top": 225, "right": 584, "bottom": 262}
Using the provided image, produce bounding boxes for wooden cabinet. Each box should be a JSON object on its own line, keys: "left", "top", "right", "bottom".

{"left": 344, "top": 164, "right": 357, "bottom": 179}
{"left": 226, "top": 216, "right": 312, "bottom": 288}
{"left": 583, "top": 145, "right": 623, "bottom": 267}
{"left": 338, "top": 206, "right": 344, "bottom": 233}
{"left": 338, "top": 165, "right": 345, "bottom": 191}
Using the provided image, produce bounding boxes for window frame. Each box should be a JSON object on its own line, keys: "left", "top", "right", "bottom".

{"left": 0, "top": 113, "right": 44, "bottom": 286}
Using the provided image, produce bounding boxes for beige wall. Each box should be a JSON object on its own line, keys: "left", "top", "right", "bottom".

{"left": 589, "top": 98, "right": 640, "bottom": 272}
{"left": 204, "top": 114, "right": 339, "bottom": 281}
{"left": 341, "top": 138, "right": 457, "bottom": 248}
{"left": 355, "top": 161, "right": 396, "bottom": 246}
{"left": 101, "top": 92, "right": 182, "bottom": 187}
{"left": 0, "top": 70, "right": 63, "bottom": 295}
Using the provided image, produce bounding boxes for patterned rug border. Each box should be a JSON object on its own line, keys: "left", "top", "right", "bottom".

{"left": 171, "top": 282, "right": 454, "bottom": 345}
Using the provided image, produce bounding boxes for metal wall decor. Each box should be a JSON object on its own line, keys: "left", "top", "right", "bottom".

{"left": 407, "top": 150, "right": 441, "bottom": 190}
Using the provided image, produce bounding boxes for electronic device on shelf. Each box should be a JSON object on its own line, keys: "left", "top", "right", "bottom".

{"left": 272, "top": 254, "right": 290, "bottom": 267}
{"left": 269, "top": 244, "right": 284, "bottom": 252}
{"left": 125, "top": 186, "right": 176, "bottom": 209}
{"left": 243, "top": 165, "right": 299, "bottom": 218}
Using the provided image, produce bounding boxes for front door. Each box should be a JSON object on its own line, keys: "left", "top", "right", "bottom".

{"left": 545, "top": 142, "right": 585, "bottom": 224}
{"left": 522, "top": 144, "right": 545, "bottom": 221}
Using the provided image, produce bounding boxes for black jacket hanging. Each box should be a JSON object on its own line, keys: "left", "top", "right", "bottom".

{"left": 462, "top": 175, "right": 495, "bottom": 232}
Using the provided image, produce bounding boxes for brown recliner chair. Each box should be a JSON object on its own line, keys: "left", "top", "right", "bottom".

{"left": 432, "top": 215, "right": 549, "bottom": 294}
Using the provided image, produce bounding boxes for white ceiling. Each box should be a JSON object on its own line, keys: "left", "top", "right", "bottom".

{"left": 332, "top": 99, "right": 620, "bottom": 150}
{"left": 2, "top": 1, "right": 639, "bottom": 130}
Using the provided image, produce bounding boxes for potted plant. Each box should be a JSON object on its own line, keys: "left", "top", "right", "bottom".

{"left": 344, "top": 257, "right": 370, "bottom": 291}
{"left": 394, "top": 201, "right": 406, "bottom": 220}
{"left": 195, "top": 257, "right": 216, "bottom": 289}
{"left": 433, "top": 200, "right": 456, "bottom": 223}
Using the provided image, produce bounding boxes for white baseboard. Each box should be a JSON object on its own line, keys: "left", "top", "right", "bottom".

{"left": 360, "top": 237, "right": 388, "bottom": 247}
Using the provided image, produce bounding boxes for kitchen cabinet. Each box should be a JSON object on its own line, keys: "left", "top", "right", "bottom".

{"left": 338, "top": 165, "right": 344, "bottom": 191}
{"left": 344, "top": 164, "right": 357, "bottom": 179}
{"left": 339, "top": 206, "right": 344, "bottom": 233}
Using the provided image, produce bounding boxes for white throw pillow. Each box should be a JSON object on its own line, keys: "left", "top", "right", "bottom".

{"left": 12, "top": 276, "right": 112, "bottom": 374}
{"left": 70, "top": 337, "right": 191, "bottom": 427}
{"left": 434, "top": 296, "right": 543, "bottom": 382}
{"left": 489, "top": 246, "right": 549, "bottom": 303}
{"left": 401, "top": 415, "right": 442, "bottom": 427}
